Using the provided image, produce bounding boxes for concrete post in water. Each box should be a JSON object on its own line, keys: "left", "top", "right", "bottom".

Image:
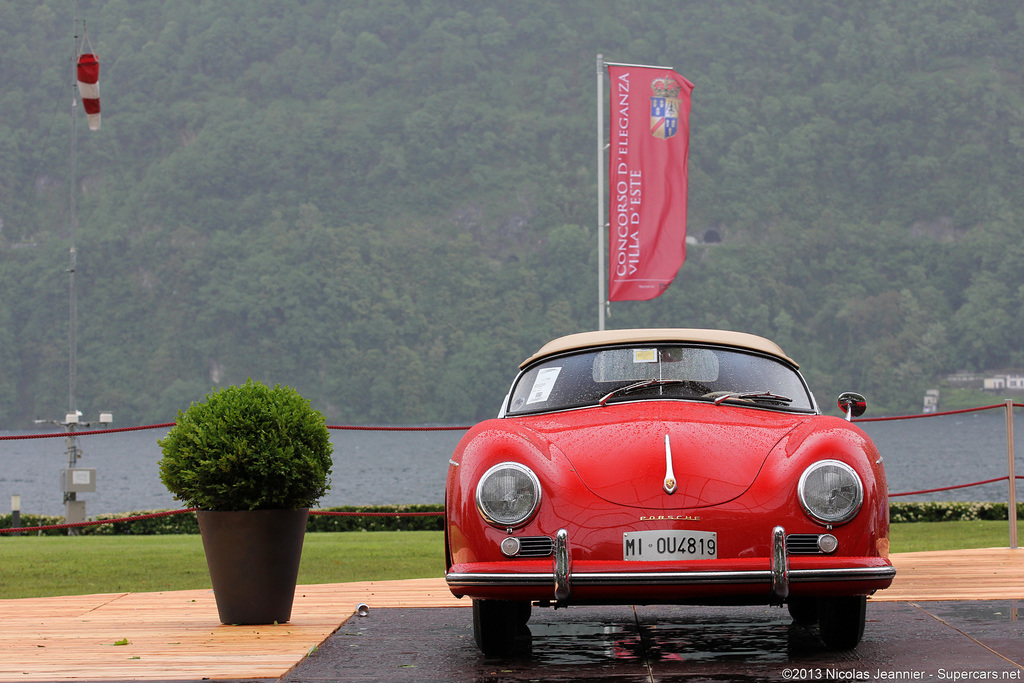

{"left": 1006, "top": 398, "right": 1018, "bottom": 550}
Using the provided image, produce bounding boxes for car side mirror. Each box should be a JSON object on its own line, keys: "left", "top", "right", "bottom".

{"left": 837, "top": 392, "right": 867, "bottom": 421}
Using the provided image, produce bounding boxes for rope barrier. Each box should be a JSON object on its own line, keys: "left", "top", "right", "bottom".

{"left": 0, "top": 507, "right": 195, "bottom": 534}
{"left": 2, "top": 404, "right": 1019, "bottom": 534}
{"left": 0, "top": 423, "right": 176, "bottom": 440}
{"left": 3, "top": 402, "right": 1017, "bottom": 437}
{"left": 1, "top": 422, "right": 469, "bottom": 440}
{"left": 888, "top": 476, "right": 1023, "bottom": 498}
{"left": 7, "top": 402, "right": 1019, "bottom": 439}
{"left": 852, "top": 403, "right": 1020, "bottom": 422}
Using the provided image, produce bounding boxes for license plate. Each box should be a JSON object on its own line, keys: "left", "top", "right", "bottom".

{"left": 623, "top": 530, "right": 717, "bottom": 560}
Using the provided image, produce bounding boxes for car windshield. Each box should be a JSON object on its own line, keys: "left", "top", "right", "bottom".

{"left": 505, "top": 345, "right": 815, "bottom": 416}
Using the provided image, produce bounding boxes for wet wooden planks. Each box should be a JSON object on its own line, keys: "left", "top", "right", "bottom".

{"left": 0, "top": 549, "right": 1020, "bottom": 681}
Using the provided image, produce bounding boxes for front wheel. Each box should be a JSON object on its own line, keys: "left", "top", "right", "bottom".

{"left": 472, "top": 599, "right": 532, "bottom": 657}
{"left": 818, "top": 595, "right": 866, "bottom": 650}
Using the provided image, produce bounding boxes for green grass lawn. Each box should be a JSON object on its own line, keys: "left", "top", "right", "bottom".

{"left": 0, "top": 531, "right": 443, "bottom": 599}
{"left": 0, "top": 521, "right": 1019, "bottom": 600}
{"left": 887, "top": 519, "right": 1021, "bottom": 553}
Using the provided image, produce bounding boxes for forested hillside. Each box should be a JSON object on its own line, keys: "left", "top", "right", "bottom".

{"left": 2, "top": 0, "right": 1023, "bottom": 427}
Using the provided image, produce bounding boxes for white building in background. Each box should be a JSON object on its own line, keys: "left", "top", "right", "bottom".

{"left": 982, "top": 374, "right": 1024, "bottom": 391}
{"left": 985, "top": 377, "right": 1006, "bottom": 390}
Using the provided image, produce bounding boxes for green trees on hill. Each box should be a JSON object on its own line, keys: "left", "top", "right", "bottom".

{"left": 2, "top": 0, "right": 1024, "bottom": 426}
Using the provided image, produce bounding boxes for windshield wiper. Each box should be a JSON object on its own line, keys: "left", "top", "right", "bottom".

{"left": 708, "top": 390, "right": 793, "bottom": 406}
{"left": 598, "top": 379, "right": 687, "bottom": 407}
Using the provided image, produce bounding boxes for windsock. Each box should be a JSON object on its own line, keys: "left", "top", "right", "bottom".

{"left": 77, "top": 53, "right": 100, "bottom": 131}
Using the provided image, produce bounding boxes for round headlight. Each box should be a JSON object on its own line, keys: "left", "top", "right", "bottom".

{"left": 798, "top": 460, "right": 863, "bottom": 525}
{"left": 475, "top": 462, "right": 541, "bottom": 528}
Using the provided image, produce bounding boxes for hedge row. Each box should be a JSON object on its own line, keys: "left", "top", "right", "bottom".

{"left": 2, "top": 502, "right": 1021, "bottom": 536}
{"left": 0, "top": 505, "right": 445, "bottom": 536}
{"left": 888, "top": 501, "right": 1024, "bottom": 523}
{"left": 305, "top": 504, "right": 445, "bottom": 532}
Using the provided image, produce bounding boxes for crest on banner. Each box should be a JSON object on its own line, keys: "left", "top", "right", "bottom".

{"left": 649, "top": 77, "right": 681, "bottom": 139}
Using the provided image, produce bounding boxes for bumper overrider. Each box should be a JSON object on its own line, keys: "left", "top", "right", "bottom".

{"left": 446, "top": 526, "right": 896, "bottom": 605}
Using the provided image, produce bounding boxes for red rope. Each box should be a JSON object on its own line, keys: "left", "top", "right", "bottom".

{"left": 0, "top": 507, "right": 196, "bottom": 534}
{"left": 3, "top": 406, "right": 1019, "bottom": 525}
{"left": 0, "top": 423, "right": 176, "bottom": 440}
{"left": 853, "top": 404, "right": 1012, "bottom": 422}
{"left": 5, "top": 403, "right": 1019, "bottom": 438}
{"left": 1, "top": 422, "right": 469, "bottom": 440}
{"left": 889, "top": 476, "right": 1012, "bottom": 497}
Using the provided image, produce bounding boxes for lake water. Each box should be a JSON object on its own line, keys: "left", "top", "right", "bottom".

{"left": 0, "top": 409, "right": 1020, "bottom": 517}
{"left": 0, "top": 427, "right": 465, "bottom": 517}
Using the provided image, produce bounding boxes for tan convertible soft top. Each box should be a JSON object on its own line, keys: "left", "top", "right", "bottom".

{"left": 520, "top": 328, "right": 798, "bottom": 369}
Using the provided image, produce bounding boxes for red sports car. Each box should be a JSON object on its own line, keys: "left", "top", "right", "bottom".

{"left": 445, "top": 329, "right": 894, "bottom": 655}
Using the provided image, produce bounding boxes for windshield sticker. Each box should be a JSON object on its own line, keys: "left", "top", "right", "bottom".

{"left": 526, "top": 367, "right": 562, "bottom": 404}
{"left": 633, "top": 348, "right": 657, "bottom": 363}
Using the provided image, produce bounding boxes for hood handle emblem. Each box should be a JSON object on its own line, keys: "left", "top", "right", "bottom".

{"left": 663, "top": 434, "right": 677, "bottom": 495}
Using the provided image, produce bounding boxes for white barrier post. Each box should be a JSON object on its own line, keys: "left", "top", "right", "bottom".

{"left": 1006, "top": 399, "right": 1018, "bottom": 549}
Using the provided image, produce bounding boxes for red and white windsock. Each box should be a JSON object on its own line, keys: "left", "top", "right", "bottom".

{"left": 76, "top": 53, "right": 100, "bottom": 131}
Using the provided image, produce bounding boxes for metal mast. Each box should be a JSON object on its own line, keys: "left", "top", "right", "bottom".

{"left": 597, "top": 54, "right": 606, "bottom": 331}
{"left": 64, "top": 25, "right": 82, "bottom": 523}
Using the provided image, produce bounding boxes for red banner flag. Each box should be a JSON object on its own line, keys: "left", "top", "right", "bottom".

{"left": 607, "top": 65, "right": 693, "bottom": 301}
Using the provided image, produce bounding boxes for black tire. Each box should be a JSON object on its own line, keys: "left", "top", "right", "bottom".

{"left": 818, "top": 595, "right": 866, "bottom": 650}
{"left": 513, "top": 599, "right": 532, "bottom": 626}
{"left": 472, "top": 599, "right": 531, "bottom": 656}
{"left": 787, "top": 596, "right": 819, "bottom": 624}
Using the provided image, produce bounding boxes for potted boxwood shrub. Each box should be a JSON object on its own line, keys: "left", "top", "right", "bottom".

{"left": 158, "top": 379, "right": 333, "bottom": 625}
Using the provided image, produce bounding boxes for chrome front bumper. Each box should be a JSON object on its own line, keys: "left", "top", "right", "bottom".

{"left": 446, "top": 526, "right": 896, "bottom": 605}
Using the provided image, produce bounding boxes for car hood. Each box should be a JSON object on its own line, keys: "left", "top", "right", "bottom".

{"left": 516, "top": 401, "right": 810, "bottom": 510}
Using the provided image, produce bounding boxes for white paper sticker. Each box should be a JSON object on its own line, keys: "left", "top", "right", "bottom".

{"left": 72, "top": 470, "right": 92, "bottom": 485}
{"left": 633, "top": 348, "right": 657, "bottom": 363}
{"left": 526, "top": 367, "right": 562, "bottom": 404}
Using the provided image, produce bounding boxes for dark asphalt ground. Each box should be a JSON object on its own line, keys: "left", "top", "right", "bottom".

{"left": 279, "top": 600, "right": 1023, "bottom": 682}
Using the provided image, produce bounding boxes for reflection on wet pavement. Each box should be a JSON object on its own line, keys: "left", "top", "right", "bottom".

{"left": 283, "top": 601, "right": 1023, "bottom": 682}
{"left": 526, "top": 606, "right": 802, "bottom": 665}
{"left": 527, "top": 621, "right": 643, "bottom": 664}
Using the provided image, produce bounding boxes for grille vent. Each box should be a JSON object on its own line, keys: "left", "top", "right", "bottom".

{"left": 517, "top": 536, "right": 554, "bottom": 557}
{"left": 787, "top": 534, "right": 827, "bottom": 555}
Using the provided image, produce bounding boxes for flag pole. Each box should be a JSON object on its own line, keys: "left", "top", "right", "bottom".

{"left": 596, "top": 54, "right": 606, "bottom": 331}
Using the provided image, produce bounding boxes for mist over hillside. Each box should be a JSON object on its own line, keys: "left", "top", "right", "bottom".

{"left": 2, "top": 0, "right": 1023, "bottom": 426}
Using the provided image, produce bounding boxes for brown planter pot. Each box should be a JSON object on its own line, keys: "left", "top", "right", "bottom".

{"left": 197, "top": 508, "right": 309, "bottom": 625}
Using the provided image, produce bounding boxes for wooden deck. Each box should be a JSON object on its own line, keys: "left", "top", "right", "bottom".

{"left": 0, "top": 548, "right": 1020, "bottom": 682}
{"left": 873, "top": 547, "right": 1024, "bottom": 601}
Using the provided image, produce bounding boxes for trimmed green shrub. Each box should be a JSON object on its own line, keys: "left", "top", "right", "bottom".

{"left": 157, "top": 379, "right": 333, "bottom": 510}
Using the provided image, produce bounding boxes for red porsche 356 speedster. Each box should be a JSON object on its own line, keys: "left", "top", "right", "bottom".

{"left": 444, "top": 328, "right": 894, "bottom": 655}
